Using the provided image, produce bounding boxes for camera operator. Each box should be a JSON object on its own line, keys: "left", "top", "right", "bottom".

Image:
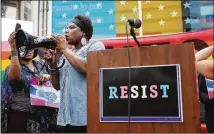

{"left": 45, "top": 14, "right": 105, "bottom": 133}
{"left": 1, "top": 32, "right": 58, "bottom": 133}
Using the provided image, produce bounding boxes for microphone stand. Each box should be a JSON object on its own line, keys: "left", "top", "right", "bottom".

{"left": 130, "top": 26, "right": 141, "bottom": 47}
{"left": 125, "top": 22, "right": 132, "bottom": 133}
{"left": 125, "top": 24, "right": 141, "bottom": 133}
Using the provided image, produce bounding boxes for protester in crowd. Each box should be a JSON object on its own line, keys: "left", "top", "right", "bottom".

{"left": 45, "top": 14, "right": 105, "bottom": 133}
{"left": 196, "top": 45, "right": 214, "bottom": 133}
{"left": 1, "top": 32, "right": 58, "bottom": 133}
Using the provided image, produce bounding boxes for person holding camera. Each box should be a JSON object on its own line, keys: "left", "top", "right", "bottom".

{"left": 45, "top": 15, "right": 105, "bottom": 133}
{"left": 1, "top": 32, "right": 58, "bottom": 133}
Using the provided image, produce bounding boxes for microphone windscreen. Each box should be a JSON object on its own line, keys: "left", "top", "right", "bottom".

{"left": 134, "top": 19, "right": 142, "bottom": 29}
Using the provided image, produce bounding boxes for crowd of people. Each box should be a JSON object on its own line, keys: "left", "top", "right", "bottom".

{"left": 1, "top": 14, "right": 213, "bottom": 133}
{"left": 1, "top": 14, "right": 105, "bottom": 133}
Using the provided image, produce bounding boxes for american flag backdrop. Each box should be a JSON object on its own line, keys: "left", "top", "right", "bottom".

{"left": 115, "top": 1, "right": 139, "bottom": 37}
{"left": 186, "top": 0, "right": 213, "bottom": 31}
{"left": 52, "top": 0, "right": 140, "bottom": 39}
{"left": 141, "top": 1, "right": 183, "bottom": 35}
{"left": 51, "top": 0, "right": 213, "bottom": 38}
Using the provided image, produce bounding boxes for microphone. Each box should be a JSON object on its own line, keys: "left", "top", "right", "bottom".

{"left": 127, "top": 19, "right": 142, "bottom": 29}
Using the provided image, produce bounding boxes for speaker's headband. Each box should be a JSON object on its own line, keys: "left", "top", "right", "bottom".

{"left": 70, "top": 19, "right": 85, "bottom": 33}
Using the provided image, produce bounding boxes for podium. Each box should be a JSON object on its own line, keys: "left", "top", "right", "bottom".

{"left": 87, "top": 43, "right": 200, "bottom": 133}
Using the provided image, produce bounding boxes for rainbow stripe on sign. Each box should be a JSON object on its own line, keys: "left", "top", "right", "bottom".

{"left": 206, "top": 78, "right": 214, "bottom": 99}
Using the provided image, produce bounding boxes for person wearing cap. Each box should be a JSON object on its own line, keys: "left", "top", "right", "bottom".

{"left": 45, "top": 14, "right": 105, "bottom": 133}
{"left": 1, "top": 32, "right": 58, "bottom": 133}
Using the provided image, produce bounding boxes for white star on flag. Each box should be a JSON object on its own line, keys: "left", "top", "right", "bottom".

{"left": 108, "top": 24, "right": 114, "bottom": 30}
{"left": 108, "top": 9, "right": 114, "bottom": 15}
{"left": 184, "top": 17, "right": 191, "bottom": 24}
{"left": 120, "top": 15, "right": 126, "bottom": 21}
{"left": 96, "top": 2, "right": 102, "bottom": 8}
{"left": 158, "top": 4, "right": 164, "bottom": 10}
{"left": 146, "top": 13, "right": 152, "bottom": 19}
{"left": 145, "top": 0, "right": 151, "bottom": 3}
{"left": 132, "top": 7, "right": 138, "bottom": 13}
{"left": 85, "top": 11, "right": 90, "bottom": 17}
{"left": 61, "top": 28, "right": 66, "bottom": 33}
{"left": 183, "top": 2, "right": 191, "bottom": 8}
{"left": 96, "top": 17, "right": 103, "bottom": 23}
{"left": 159, "top": 19, "right": 165, "bottom": 26}
{"left": 120, "top": 0, "right": 126, "bottom": 6}
{"left": 171, "top": 11, "right": 177, "bottom": 17}
{"left": 73, "top": 4, "right": 79, "bottom": 10}
{"left": 61, "top": 13, "right": 67, "bottom": 19}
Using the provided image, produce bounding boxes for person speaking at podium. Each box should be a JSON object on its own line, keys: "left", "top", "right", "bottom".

{"left": 45, "top": 14, "right": 105, "bottom": 133}
{"left": 195, "top": 45, "right": 214, "bottom": 133}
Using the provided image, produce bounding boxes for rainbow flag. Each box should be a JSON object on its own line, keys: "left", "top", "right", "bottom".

{"left": 1, "top": 41, "right": 10, "bottom": 80}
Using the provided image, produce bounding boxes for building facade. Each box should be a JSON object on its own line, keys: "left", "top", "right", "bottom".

{"left": 1, "top": 0, "right": 49, "bottom": 36}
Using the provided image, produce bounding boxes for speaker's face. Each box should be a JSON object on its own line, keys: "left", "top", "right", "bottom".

{"left": 22, "top": 50, "right": 34, "bottom": 60}
{"left": 65, "top": 22, "right": 82, "bottom": 45}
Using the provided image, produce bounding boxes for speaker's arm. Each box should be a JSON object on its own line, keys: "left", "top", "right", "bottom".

{"left": 61, "top": 48, "right": 87, "bottom": 73}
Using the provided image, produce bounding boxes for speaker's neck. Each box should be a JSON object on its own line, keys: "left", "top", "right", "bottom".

{"left": 74, "top": 43, "right": 82, "bottom": 50}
